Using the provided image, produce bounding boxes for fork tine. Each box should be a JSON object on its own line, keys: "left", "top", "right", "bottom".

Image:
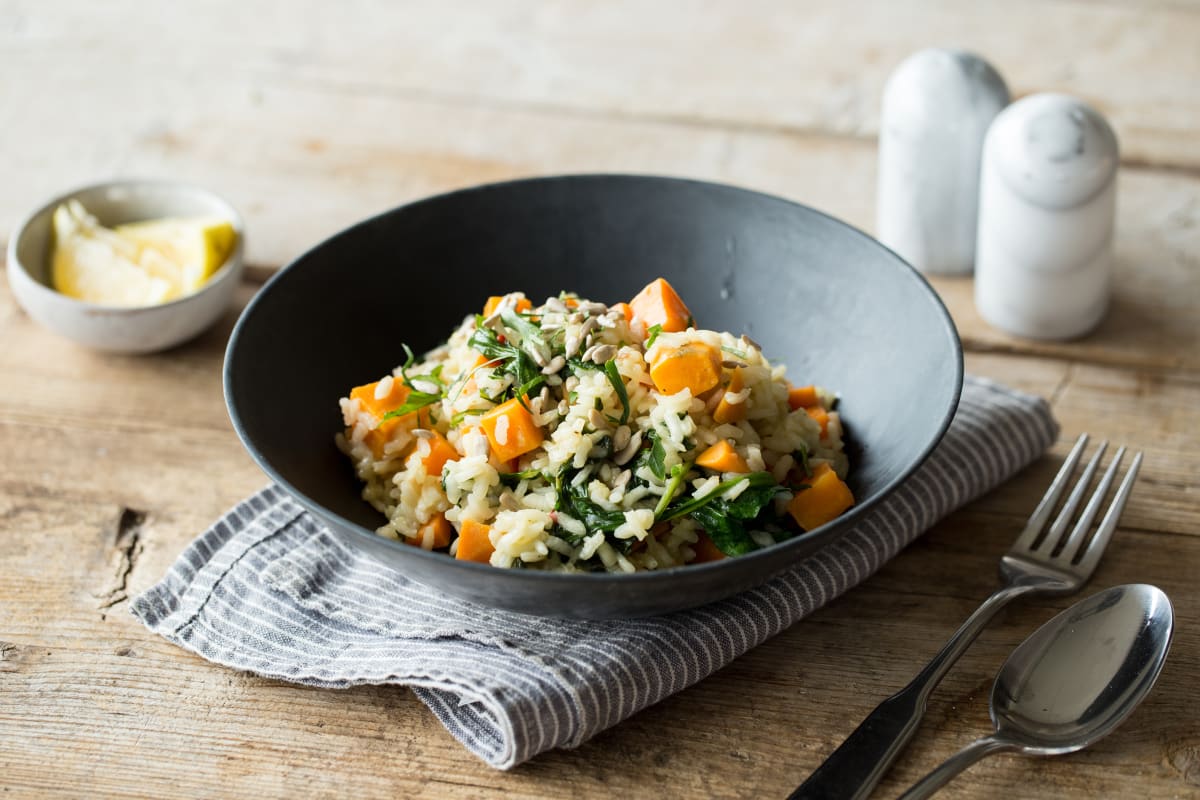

{"left": 1057, "top": 446, "right": 1123, "bottom": 562}
{"left": 1041, "top": 440, "right": 1108, "bottom": 554}
{"left": 1010, "top": 433, "right": 1089, "bottom": 552}
{"left": 1074, "top": 451, "right": 1143, "bottom": 576}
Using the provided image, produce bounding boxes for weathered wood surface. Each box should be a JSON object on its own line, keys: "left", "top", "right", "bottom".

{"left": 2, "top": 2, "right": 1199, "bottom": 798}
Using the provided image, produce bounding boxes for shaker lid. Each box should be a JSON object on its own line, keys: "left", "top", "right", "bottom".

{"left": 987, "top": 93, "right": 1119, "bottom": 208}
{"left": 882, "top": 48, "right": 1009, "bottom": 126}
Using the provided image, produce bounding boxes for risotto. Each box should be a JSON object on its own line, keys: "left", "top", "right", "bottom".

{"left": 336, "top": 278, "right": 854, "bottom": 572}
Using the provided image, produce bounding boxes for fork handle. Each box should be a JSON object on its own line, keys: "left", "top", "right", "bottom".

{"left": 788, "top": 584, "right": 1036, "bottom": 800}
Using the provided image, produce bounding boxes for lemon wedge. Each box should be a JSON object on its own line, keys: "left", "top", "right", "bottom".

{"left": 116, "top": 216, "right": 237, "bottom": 294}
{"left": 50, "top": 200, "right": 236, "bottom": 306}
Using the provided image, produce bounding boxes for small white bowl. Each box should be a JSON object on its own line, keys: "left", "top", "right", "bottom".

{"left": 7, "top": 179, "right": 245, "bottom": 353}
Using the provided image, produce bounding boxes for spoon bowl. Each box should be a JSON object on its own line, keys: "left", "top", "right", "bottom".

{"left": 901, "top": 583, "right": 1174, "bottom": 799}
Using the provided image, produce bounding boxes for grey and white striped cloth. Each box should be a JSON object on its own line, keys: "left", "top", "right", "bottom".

{"left": 132, "top": 376, "right": 1057, "bottom": 770}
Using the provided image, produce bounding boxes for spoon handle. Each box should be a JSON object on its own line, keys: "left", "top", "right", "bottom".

{"left": 789, "top": 584, "right": 1035, "bottom": 800}
{"left": 897, "top": 736, "right": 1013, "bottom": 800}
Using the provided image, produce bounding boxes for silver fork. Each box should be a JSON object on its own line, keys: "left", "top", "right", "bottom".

{"left": 790, "top": 433, "right": 1143, "bottom": 800}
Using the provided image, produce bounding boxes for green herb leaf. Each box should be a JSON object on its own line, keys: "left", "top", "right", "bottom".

{"left": 661, "top": 471, "right": 779, "bottom": 522}
{"left": 668, "top": 472, "right": 785, "bottom": 556}
{"left": 500, "top": 308, "right": 545, "bottom": 352}
{"left": 498, "top": 467, "right": 543, "bottom": 488}
{"left": 654, "top": 461, "right": 690, "bottom": 519}
{"left": 690, "top": 504, "right": 757, "bottom": 556}
{"left": 637, "top": 429, "right": 668, "bottom": 481}
{"left": 720, "top": 345, "right": 748, "bottom": 360}
{"left": 793, "top": 443, "right": 811, "bottom": 476}
{"left": 603, "top": 358, "right": 630, "bottom": 425}
{"left": 645, "top": 324, "right": 663, "bottom": 348}
{"left": 566, "top": 356, "right": 602, "bottom": 373}
{"left": 379, "top": 390, "right": 441, "bottom": 421}
{"left": 449, "top": 408, "right": 487, "bottom": 427}
{"left": 557, "top": 471, "right": 627, "bottom": 534}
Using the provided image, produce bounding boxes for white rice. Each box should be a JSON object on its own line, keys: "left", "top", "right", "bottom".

{"left": 337, "top": 289, "right": 850, "bottom": 572}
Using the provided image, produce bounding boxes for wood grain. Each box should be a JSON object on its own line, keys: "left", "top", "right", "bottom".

{"left": 4, "top": 0, "right": 1199, "bottom": 171}
{"left": 2, "top": 2, "right": 1198, "bottom": 797}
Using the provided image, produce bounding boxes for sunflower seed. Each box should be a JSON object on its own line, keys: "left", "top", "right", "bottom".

{"left": 588, "top": 408, "right": 607, "bottom": 430}
{"left": 722, "top": 359, "right": 749, "bottom": 369}
{"left": 544, "top": 297, "right": 568, "bottom": 313}
{"left": 613, "top": 468, "right": 632, "bottom": 490}
{"left": 612, "top": 424, "right": 631, "bottom": 452}
{"left": 740, "top": 334, "right": 763, "bottom": 352}
{"left": 565, "top": 333, "right": 583, "bottom": 358}
{"left": 541, "top": 355, "right": 566, "bottom": 375}
{"left": 578, "top": 316, "right": 599, "bottom": 339}
{"left": 577, "top": 301, "right": 607, "bottom": 316}
{"left": 612, "top": 429, "right": 643, "bottom": 466}
{"left": 587, "top": 344, "right": 617, "bottom": 364}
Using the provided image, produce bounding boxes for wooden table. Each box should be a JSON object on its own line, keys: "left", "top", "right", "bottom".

{"left": 2, "top": 3, "right": 1197, "bottom": 797}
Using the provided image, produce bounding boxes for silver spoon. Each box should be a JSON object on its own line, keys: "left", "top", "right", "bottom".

{"left": 899, "top": 583, "right": 1173, "bottom": 799}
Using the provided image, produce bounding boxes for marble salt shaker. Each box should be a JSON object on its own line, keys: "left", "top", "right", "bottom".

{"left": 876, "top": 48, "right": 1009, "bottom": 275}
{"left": 975, "top": 93, "right": 1119, "bottom": 340}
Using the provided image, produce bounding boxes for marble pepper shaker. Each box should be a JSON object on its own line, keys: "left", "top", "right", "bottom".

{"left": 876, "top": 48, "right": 1009, "bottom": 275}
{"left": 974, "top": 93, "right": 1119, "bottom": 340}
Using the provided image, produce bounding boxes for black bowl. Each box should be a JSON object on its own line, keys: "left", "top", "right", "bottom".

{"left": 225, "top": 175, "right": 961, "bottom": 618}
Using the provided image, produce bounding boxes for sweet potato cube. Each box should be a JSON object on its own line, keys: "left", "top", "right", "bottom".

{"left": 350, "top": 379, "right": 420, "bottom": 459}
{"left": 420, "top": 431, "right": 461, "bottom": 477}
{"left": 695, "top": 440, "right": 750, "bottom": 473}
{"left": 455, "top": 519, "right": 495, "bottom": 563}
{"left": 713, "top": 367, "right": 747, "bottom": 424}
{"left": 611, "top": 301, "right": 634, "bottom": 322}
{"left": 804, "top": 405, "right": 830, "bottom": 437}
{"left": 648, "top": 342, "right": 722, "bottom": 396}
{"left": 787, "top": 384, "right": 819, "bottom": 410}
{"left": 483, "top": 295, "right": 532, "bottom": 316}
{"left": 408, "top": 513, "right": 453, "bottom": 550}
{"left": 479, "top": 398, "right": 544, "bottom": 462}
{"left": 350, "top": 379, "right": 409, "bottom": 420}
{"left": 787, "top": 463, "right": 854, "bottom": 531}
{"left": 629, "top": 278, "right": 693, "bottom": 333}
{"left": 690, "top": 532, "right": 727, "bottom": 563}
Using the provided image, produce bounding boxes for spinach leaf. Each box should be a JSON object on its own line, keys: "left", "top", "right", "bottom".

{"left": 653, "top": 461, "right": 690, "bottom": 519}
{"left": 603, "top": 358, "right": 630, "bottom": 425}
{"left": 661, "top": 471, "right": 779, "bottom": 521}
{"left": 468, "top": 325, "right": 520, "bottom": 365}
{"left": 468, "top": 323, "right": 544, "bottom": 404}
{"left": 498, "top": 467, "right": 543, "bottom": 488}
{"left": 566, "top": 356, "right": 602, "bottom": 374}
{"left": 690, "top": 504, "right": 757, "bottom": 556}
{"left": 636, "top": 429, "right": 667, "bottom": 481}
{"left": 557, "top": 471, "right": 627, "bottom": 534}
{"left": 500, "top": 308, "right": 546, "bottom": 352}
{"left": 674, "top": 472, "right": 785, "bottom": 556}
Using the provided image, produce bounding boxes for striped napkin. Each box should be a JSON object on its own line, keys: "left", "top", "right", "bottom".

{"left": 131, "top": 376, "right": 1057, "bottom": 770}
